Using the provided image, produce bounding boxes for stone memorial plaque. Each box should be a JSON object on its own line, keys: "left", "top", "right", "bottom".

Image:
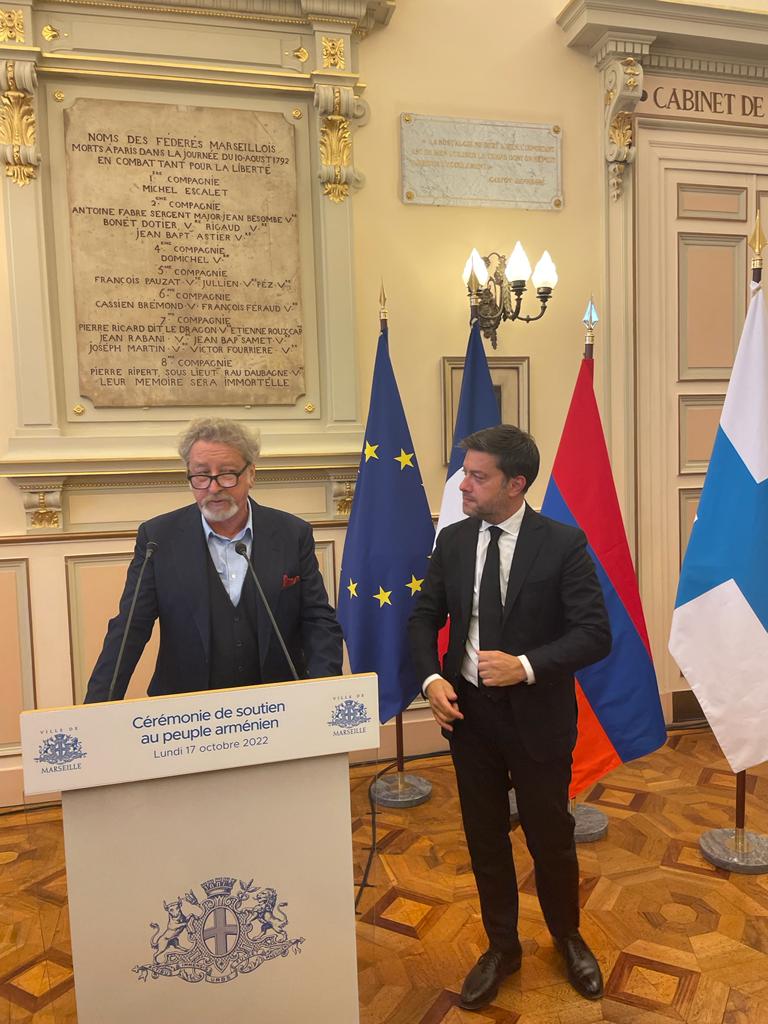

{"left": 400, "top": 112, "right": 562, "bottom": 210}
{"left": 65, "top": 98, "right": 305, "bottom": 407}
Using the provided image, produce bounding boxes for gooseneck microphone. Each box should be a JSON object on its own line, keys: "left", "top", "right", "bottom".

{"left": 234, "top": 541, "right": 299, "bottom": 681}
{"left": 107, "top": 540, "right": 159, "bottom": 702}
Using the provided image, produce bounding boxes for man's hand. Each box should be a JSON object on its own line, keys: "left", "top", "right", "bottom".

{"left": 425, "top": 677, "right": 464, "bottom": 732}
{"left": 477, "top": 651, "right": 528, "bottom": 687}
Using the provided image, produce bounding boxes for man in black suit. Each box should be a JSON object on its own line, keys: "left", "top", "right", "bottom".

{"left": 85, "top": 417, "right": 343, "bottom": 703}
{"left": 408, "top": 425, "right": 611, "bottom": 1009}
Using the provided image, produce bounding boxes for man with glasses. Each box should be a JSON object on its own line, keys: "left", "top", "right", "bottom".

{"left": 85, "top": 417, "right": 343, "bottom": 702}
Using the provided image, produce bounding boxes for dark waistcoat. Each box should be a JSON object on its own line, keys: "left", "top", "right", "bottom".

{"left": 206, "top": 552, "right": 262, "bottom": 689}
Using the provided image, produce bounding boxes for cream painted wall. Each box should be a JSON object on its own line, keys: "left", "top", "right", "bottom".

{"left": 352, "top": 0, "right": 603, "bottom": 511}
{"left": 665, "top": 0, "right": 768, "bottom": 11}
{"left": 0, "top": 189, "right": 25, "bottom": 535}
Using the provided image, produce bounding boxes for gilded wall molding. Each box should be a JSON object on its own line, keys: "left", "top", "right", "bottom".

{"left": 322, "top": 36, "right": 345, "bottom": 69}
{"left": 0, "top": 59, "right": 39, "bottom": 186}
{"left": 0, "top": 8, "right": 24, "bottom": 43}
{"left": 315, "top": 83, "right": 365, "bottom": 202}
{"left": 332, "top": 478, "right": 354, "bottom": 516}
{"left": 603, "top": 56, "right": 643, "bottom": 202}
{"left": 591, "top": 33, "right": 654, "bottom": 72}
{"left": 40, "top": 0, "right": 394, "bottom": 34}
{"left": 6, "top": 467, "right": 358, "bottom": 532}
{"left": 645, "top": 50, "right": 768, "bottom": 85}
{"left": 15, "top": 479, "right": 65, "bottom": 531}
{"left": 559, "top": 0, "right": 768, "bottom": 63}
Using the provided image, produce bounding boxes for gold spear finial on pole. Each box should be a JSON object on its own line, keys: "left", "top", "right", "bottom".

{"left": 749, "top": 210, "right": 766, "bottom": 265}
{"left": 749, "top": 212, "right": 766, "bottom": 281}
{"left": 379, "top": 281, "right": 388, "bottom": 331}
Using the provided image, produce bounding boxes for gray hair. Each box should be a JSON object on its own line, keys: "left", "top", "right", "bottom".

{"left": 178, "top": 418, "right": 261, "bottom": 465}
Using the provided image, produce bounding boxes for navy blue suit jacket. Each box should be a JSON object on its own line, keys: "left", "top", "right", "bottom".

{"left": 408, "top": 505, "right": 611, "bottom": 761}
{"left": 84, "top": 498, "right": 343, "bottom": 702}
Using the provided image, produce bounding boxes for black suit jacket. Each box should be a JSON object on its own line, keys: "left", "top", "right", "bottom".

{"left": 85, "top": 498, "right": 343, "bottom": 702}
{"left": 408, "top": 505, "right": 611, "bottom": 761}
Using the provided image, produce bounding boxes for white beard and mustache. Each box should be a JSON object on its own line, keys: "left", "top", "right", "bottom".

{"left": 201, "top": 493, "right": 239, "bottom": 523}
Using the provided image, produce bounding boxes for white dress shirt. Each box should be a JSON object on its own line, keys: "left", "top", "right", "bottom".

{"left": 201, "top": 504, "right": 253, "bottom": 606}
{"left": 424, "top": 502, "right": 535, "bottom": 694}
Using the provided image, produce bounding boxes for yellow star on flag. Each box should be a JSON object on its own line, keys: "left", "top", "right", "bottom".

{"left": 373, "top": 586, "right": 392, "bottom": 607}
{"left": 406, "top": 575, "right": 424, "bottom": 596}
{"left": 394, "top": 449, "right": 415, "bottom": 470}
{"left": 364, "top": 440, "right": 379, "bottom": 462}
{"left": 347, "top": 579, "right": 358, "bottom": 598}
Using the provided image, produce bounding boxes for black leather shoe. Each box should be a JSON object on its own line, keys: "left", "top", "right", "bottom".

{"left": 459, "top": 948, "right": 522, "bottom": 1011}
{"left": 554, "top": 932, "right": 603, "bottom": 1000}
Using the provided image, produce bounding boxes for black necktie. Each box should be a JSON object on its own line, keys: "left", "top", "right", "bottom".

{"left": 479, "top": 525, "right": 503, "bottom": 659}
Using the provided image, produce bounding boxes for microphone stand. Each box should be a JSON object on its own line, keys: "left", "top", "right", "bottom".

{"left": 107, "top": 540, "right": 158, "bottom": 702}
{"left": 235, "top": 542, "right": 299, "bottom": 681}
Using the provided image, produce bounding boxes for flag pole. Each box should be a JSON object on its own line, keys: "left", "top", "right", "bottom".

{"left": 697, "top": 215, "right": 768, "bottom": 874}
{"left": 570, "top": 297, "right": 608, "bottom": 842}
{"left": 369, "top": 283, "right": 432, "bottom": 809}
{"left": 510, "top": 299, "right": 610, "bottom": 841}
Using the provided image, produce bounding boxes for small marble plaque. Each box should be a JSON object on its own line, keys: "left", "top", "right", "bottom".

{"left": 400, "top": 113, "right": 562, "bottom": 210}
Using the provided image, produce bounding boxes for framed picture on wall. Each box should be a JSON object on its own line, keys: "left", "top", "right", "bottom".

{"left": 441, "top": 355, "right": 530, "bottom": 465}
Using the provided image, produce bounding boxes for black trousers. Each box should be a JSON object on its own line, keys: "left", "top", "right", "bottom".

{"left": 449, "top": 678, "right": 579, "bottom": 952}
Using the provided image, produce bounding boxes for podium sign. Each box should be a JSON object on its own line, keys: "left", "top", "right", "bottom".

{"left": 21, "top": 674, "right": 378, "bottom": 794}
{"left": 20, "top": 675, "right": 379, "bottom": 1024}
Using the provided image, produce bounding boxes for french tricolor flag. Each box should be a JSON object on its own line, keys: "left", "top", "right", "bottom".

{"left": 542, "top": 349, "right": 666, "bottom": 796}
{"left": 436, "top": 321, "right": 500, "bottom": 539}
{"left": 435, "top": 322, "right": 500, "bottom": 661}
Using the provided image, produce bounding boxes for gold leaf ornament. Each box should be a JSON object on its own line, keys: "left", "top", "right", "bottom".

{"left": 608, "top": 111, "right": 632, "bottom": 150}
{"left": 0, "top": 63, "right": 38, "bottom": 186}
{"left": 0, "top": 9, "right": 24, "bottom": 43}
{"left": 322, "top": 37, "right": 345, "bottom": 70}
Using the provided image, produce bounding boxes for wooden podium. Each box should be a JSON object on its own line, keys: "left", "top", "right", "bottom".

{"left": 20, "top": 674, "right": 379, "bottom": 1024}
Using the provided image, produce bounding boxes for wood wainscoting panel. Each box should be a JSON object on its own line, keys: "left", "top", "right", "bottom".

{"left": 679, "top": 489, "right": 702, "bottom": 566}
{"left": 678, "top": 233, "right": 745, "bottom": 380}
{"left": 677, "top": 183, "right": 747, "bottom": 221}
{"left": 0, "top": 560, "right": 34, "bottom": 755}
{"left": 65, "top": 554, "right": 160, "bottom": 704}
{"left": 313, "top": 536, "right": 338, "bottom": 606}
{"left": 679, "top": 396, "right": 723, "bottom": 474}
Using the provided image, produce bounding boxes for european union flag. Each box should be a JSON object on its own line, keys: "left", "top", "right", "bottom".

{"left": 337, "top": 327, "right": 435, "bottom": 723}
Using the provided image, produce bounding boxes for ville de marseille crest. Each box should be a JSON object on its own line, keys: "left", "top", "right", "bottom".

{"left": 35, "top": 732, "right": 86, "bottom": 767}
{"left": 327, "top": 698, "right": 371, "bottom": 731}
{"left": 134, "top": 877, "right": 304, "bottom": 984}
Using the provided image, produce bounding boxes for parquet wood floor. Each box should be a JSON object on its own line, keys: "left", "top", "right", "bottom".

{"left": 1, "top": 730, "right": 767, "bottom": 1022}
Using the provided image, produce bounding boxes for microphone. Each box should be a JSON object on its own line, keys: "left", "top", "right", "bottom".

{"left": 235, "top": 541, "right": 299, "bottom": 681}
{"left": 107, "top": 540, "right": 158, "bottom": 702}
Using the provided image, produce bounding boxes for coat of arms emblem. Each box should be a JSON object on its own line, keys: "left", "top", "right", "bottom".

{"left": 134, "top": 877, "right": 304, "bottom": 984}
{"left": 328, "top": 698, "right": 371, "bottom": 730}
{"left": 35, "top": 732, "right": 86, "bottom": 766}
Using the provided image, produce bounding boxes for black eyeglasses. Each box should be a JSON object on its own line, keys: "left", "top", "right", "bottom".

{"left": 187, "top": 464, "right": 250, "bottom": 490}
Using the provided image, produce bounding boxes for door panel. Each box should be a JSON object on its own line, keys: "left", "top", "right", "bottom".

{"left": 635, "top": 126, "right": 768, "bottom": 697}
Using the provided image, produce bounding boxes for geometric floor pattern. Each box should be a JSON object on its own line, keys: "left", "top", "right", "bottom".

{"left": 353, "top": 729, "right": 768, "bottom": 1024}
{"left": 0, "top": 806, "right": 75, "bottom": 1022}
{"left": 1, "top": 729, "right": 767, "bottom": 1021}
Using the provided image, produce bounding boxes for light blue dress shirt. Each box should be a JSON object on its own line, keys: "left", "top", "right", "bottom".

{"left": 201, "top": 505, "right": 253, "bottom": 606}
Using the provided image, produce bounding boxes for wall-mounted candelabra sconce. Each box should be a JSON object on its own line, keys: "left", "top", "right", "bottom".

{"left": 462, "top": 243, "right": 558, "bottom": 348}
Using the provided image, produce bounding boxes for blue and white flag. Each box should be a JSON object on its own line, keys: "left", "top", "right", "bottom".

{"left": 669, "top": 280, "right": 768, "bottom": 773}
{"left": 337, "top": 326, "right": 435, "bottom": 723}
{"left": 435, "top": 321, "right": 500, "bottom": 537}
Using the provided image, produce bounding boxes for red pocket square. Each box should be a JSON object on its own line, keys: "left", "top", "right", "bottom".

{"left": 282, "top": 574, "right": 300, "bottom": 588}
